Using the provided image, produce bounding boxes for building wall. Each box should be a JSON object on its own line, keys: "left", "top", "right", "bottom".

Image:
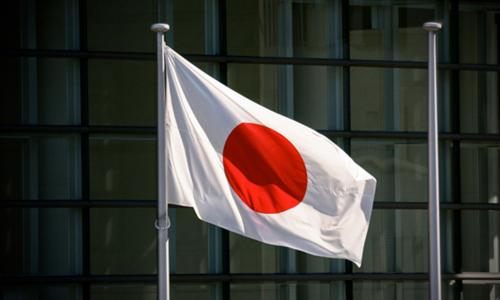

{"left": 1, "top": 0, "right": 499, "bottom": 299}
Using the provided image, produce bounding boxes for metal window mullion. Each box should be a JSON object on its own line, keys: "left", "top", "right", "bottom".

{"left": 449, "top": 1, "right": 463, "bottom": 298}
{"left": 341, "top": 1, "right": 354, "bottom": 300}
{"left": 78, "top": 0, "right": 90, "bottom": 298}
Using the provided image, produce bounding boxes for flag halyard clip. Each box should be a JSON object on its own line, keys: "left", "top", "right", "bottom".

{"left": 155, "top": 218, "right": 171, "bottom": 231}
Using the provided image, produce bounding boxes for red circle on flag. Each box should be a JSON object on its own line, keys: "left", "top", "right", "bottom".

{"left": 222, "top": 123, "right": 308, "bottom": 214}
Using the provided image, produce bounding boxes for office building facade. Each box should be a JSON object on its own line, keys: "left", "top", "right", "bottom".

{"left": 1, "top": 0, "right": 499, "bottom": 299}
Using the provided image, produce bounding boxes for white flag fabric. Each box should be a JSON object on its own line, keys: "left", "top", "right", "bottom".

{"left": 164, "top": 45, "right": 376, "bottom": 266}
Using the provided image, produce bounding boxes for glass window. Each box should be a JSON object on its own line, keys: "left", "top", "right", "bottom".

{"left": 86, "top": 0, "right": 155, "bottom": 52}
{"left": 230, "top": 282, "right": 344, "bottom": 300}
{"left": 0, "top": 58, "right": 80, "bottom": 125}
{"left": 349, "top": 1, "right": 448, "bottom": 62}
{"left": 0, "top": 0, "right": 79, "bottom": 50}
{"left": 91, "top": 284, "right": 156, "bottom": 300}
{"left": 172, "top": 284, "right": 221, "bottom": 300}
{"left": 1, "top": 285, "right": 82, "bottom": 300}
{"left": 0, "top": 135, "right": 81, "bottom": 200}
{"left": 351, "top": 139, "right": 428, "bottom": 203}
{"left": 459, "top": 71, "right": 499, "bottom": 134}
{"left": 462, "top": 210, "right": 500, "bottom": 273}
{"left": 89, "top": 135, "right": 156, "bottom": 200}
{"left": 227, "top": 0, "right": 342, "bottom": 58}
{"left": 230, "top": 233, "right": 283, "bottom": 273}
{"left": 460, "top": 143, "right": 500, "bottom": 203}
{"left": 88, "top": 60, "right": 155, "bottom": 126}
{"left": 462, "top": 283, "right": 500, "bottom": 300}
{"left": 295, "top": 252, "right": 344, "bottom": 273}
{"left": 351, "top": 67, "right": 429, "bottom": 131}
{"left": 355, "top": 210, "right": 428, "bottom": 273}
{"left": 171, "top": 207, "right": 220, "bottom": 274}
{"left": 459, "top": 2, "right": 499, "bottom": 64}
{"left": 169, "top": 0, "right": 219, "bottom": 54}
{"left": 90, "top": 208, "right": 156, "bottom": 274}
{"left": 0, "top": 208, "right": 82, "bottom": 275}
{"left": 228, "top": 64, "right": 343, "bottom": 129}
{"left": 353, "top": 281, "right": 428, "bottom": 300}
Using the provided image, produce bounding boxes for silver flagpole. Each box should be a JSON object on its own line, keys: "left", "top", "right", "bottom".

{"left": 423, "top": 21, "right": 442, "bottom": 300}
{"left": 151, "top": 23, "right": 170, "bottom": 300}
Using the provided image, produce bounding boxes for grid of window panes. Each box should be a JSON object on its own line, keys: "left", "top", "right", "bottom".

{"left": 1, "top": 0, "right": 499, "bottom": 299}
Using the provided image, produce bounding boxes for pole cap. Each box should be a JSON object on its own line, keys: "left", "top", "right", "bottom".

{"left": 151, "top": 23, "right": 170, "bottom": 32}
{"left": 423, "top": 21, "right": 442, "bottom": 32}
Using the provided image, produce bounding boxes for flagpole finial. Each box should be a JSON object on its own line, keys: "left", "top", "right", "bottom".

{"left": 423, "top": 21, "right": 442, "bottom": 32}
{"left": 151, "top": 23, "right": 170, "bottom": 32}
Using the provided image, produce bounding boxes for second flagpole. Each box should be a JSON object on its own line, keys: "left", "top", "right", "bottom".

{"left": 424, "top": 21, "right": 442, "bottom": 300}
{"left": 151, "top": 23, "right": 170, "bottom": 300}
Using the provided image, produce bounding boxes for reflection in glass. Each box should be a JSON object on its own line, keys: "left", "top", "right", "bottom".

{"left": 228, "top": 64, "right": 343, "bottom": 129}
{"left": 171, "top": 207, "right": 220, "bottom": 274}
{"left": 296, "top": 252, "right": 344, "bottom": 273}
{"left": 231, "top": 282, "right": 344, "bottom": 300}
{"left": 230, "top": 233, "right": 283, "bottom": 273}
{"left": 1, "top": 285, "right": 82, "bottom": 300}
{"left": 0, "top": 208, "right": 82, "bottom": 275}
{"left": 87, "top": 0, "right": 155, "bottom": 52}
{"left": 1, "top": 58, "right": 80, "bottom": 125}
{"left": 0, "top": 135, "right": 81, "bottom": 200}
{"left": 91, "top": 284, "right": 156, "bottom": 300}
{"left": 461, "top": 143, "right": 500, "bottom": 203}
{"left": 349, "top": 1, "right": 446, "bottom": 61}
{"left": 172, "top": 284, "right": 220, "bottom": 300}
{"left": 351, "top": 140, "right": 428, "bottom": 202}
{"left": 89, "top": 135, "right": 156, "bottom": 200}
{"left": 169, "top": 0, "right": 219, "bottom": 54}
{"left": 355, "top": 210, "right": 428, "bottom": 273}
{"left": 459, "top": 2, "right": 499, "bottom": 64}
{"left": 227, "top": 0, "right": 342, "bottom": 58}
{"left": 460, "top": 71, "right": 499, "bottom": 134}
{"left": 462, "top": 211, "right": 500, "bottom": 274}
{"left": 351, "top": 67, "right": 429, "bottom": 131}
{"left": 353, "top": 281, "right": 428, "bottom": 300}
{"left": 463, "top": 283, "right": 500, "bottom": 300}
{"left": 0, "top": 0, "right": 79, "bottom": 50}
{"left": 88, "top": 60, "right": 155, "bottom": 126}
{"left": 90, "top": 208, "right": 156, "bottom": 274}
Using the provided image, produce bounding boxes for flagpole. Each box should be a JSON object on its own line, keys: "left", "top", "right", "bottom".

{"left": 423, "top": 21, "right": 442, "bottom": 300}
{"left": 151, "top": 23, "right": 170, "bottom": 300}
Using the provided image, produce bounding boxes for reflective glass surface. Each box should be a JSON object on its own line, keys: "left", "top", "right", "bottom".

{"left": 461, "top": 143, "right": 500, "bottom": 203}
{"left": 227, "top": 0, "right": 342, "bottom": 58}
{"left": 231, "top": 282, "right": 345, "bottom": 300}
{"left": 459, "top": 2, "right": 499, "bottom": 64}
{"left": 88, "top": 60, "right": 155, "bottom": 126}
{"left": 0, "top": 208, "right": 82, "bottom": 275}
{"left": 459, "top": 71, "right": 499, "bottom": 134}
{"left": 1, "top": 58, "right": 80, "bottom": 125}
{"left": 0, "top": 0, "right": 79, "bottom": 50}
{"left": 1, "top": 285, "right": 82, "bottom": 300}
{"left": 90, "top": 208, "right": 156, "bottom": 274}
{"left": 89, "top": 135, "right": 156, "bottom": 200}
{"left": 0, "top": 135, "right": 81, "bottom": 200}
{"left": 228, "top": 64, "right": 343, "bottom": 129}
{"left": 87, "top": 0, "right": 155, "bottom": 52}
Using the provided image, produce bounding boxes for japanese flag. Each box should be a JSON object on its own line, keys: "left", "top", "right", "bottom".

{"left": 164, "top": 46, "right": 376, "bottom": 266}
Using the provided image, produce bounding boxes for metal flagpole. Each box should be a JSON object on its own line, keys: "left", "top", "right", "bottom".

{"left": 423, "top": 21, "right": 442, "bottom": 300}
{"left": 151, "top": 23, "right": 170, "bottom": 300}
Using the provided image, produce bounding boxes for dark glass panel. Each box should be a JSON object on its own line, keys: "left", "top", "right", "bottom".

{"left": 89, "top": 135, "right": 155, "bottom": 200}
{"left": 87, "top": 0, "right": 155, "bottom": 52}
{"left": 90, "top": 208, "right": 156, "bottom": 274}
{"left": 0, "top": 208, "right": 82, "bottom": 275}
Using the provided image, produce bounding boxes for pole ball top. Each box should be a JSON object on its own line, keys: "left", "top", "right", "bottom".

{"left": 151, "top": 23, "right": 170, "bottom": 32}
{"left": 423, "top": 21, "right": 442, "bottom": 32}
